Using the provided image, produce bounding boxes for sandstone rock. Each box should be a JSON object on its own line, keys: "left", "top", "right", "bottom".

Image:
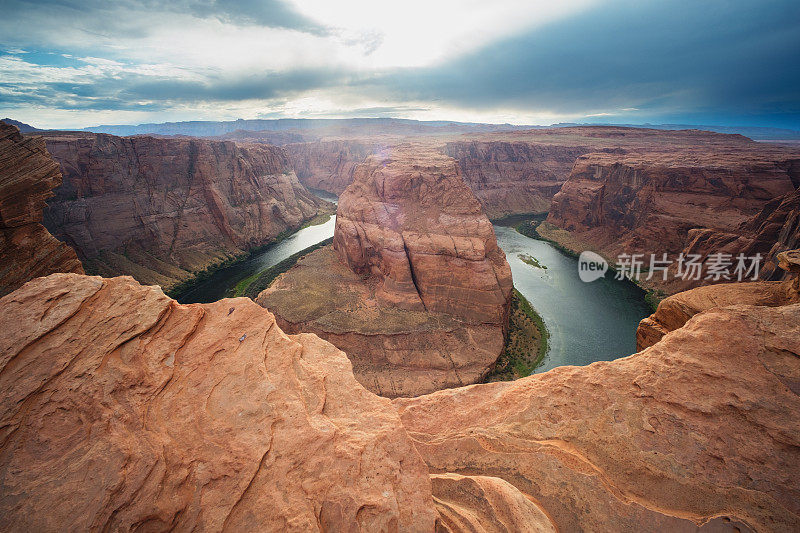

{"left": 637, "top": 248, "right": 800, "bottom": 350}
{"left": 0, "top": 273, "right": 437, "bottom": 531}
{"left": 333, "top": 146, "right": 512, "bottom": 323}
{"left": 42, "top": 132, "right": 330, "bottom": 289}
{"left": 443, "top": 140, "right": 590, "bottom": 219}
{"left": 431, "top": 473, "right": 556, "bottom": 532}
{"left": 545, "top": 135, "right": 800, "bottom": 293}
{"left": 396, "top": 302, "right": 800, "bottom": 532}
{"left": 285, "top": 140, "right": 383, "bottom": 195}
{"left": 258, "top": 145, "right": 512, "bottom": 397}
{"left": 680, "top": 187, "right": 800, "bottom": 286}
{"left": 257, "top": 246, "right": 506, "bottom": 398}
{"left": 0, "top": 121, "right": 82, "bottom": 296}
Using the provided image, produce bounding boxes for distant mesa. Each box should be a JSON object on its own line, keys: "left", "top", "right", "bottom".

{"left": 0, "top": 118, "right": 40, "bottom": 132}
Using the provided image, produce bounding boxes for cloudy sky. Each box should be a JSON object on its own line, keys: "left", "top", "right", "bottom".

{"left": 1, "top": 0, "right": 799, "bottom": 129}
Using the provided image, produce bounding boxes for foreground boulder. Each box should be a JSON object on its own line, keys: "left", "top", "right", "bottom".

{"left": 0, "top": 274, "right": 437, "bottom": 531}
{"left": 0, "top": 121, "right": 83, "bottom": 296}
{"left": 258, "top": 145, "right": 512, "bottom": 397}
{"left": 396, "top": 301, "right": 800, "bottom": 531}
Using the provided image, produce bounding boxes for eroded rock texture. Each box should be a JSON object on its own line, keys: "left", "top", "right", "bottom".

{"left": 285, "top": 140, "right": 383, "bottom": 195}
{"left": 637, "top": 249, "right": 800, "bottom": 350}
{"left": 681, "top": 187, "right": 800, "bottom": 283}
{"left": 333, "top": 146, "right": 512, "bottom": 322}
{"left": 544, "top": 134, "right": 800, "bottom": 293}
{"left": 396, "top": 301, "right": 800, "bottom": 532}
{"left": 443, "top": 140, "right": 591, "bottom": 219}
{"left": 0, "top": 121, "right": 82, "bottom": 296}
{"left": 0, "top": 273, "right": 437, "bottom": 531}
{"left": 258, "top": 145, "right": 512, "bottom": 397}
{"left": 42, "top": 132, "right": 329, "bottom": 289}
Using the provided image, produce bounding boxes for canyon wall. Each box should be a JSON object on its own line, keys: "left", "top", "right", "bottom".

{"left": 284, "top": 140, "right": 383, "bottom": 195}
{"left": 333, "top": 146, "right": 512, "bottom": 323}
{"left": 443, "top": 140, "right": 591, "bottom": 218}
{"left": 257, "top": 146, "right": 512, "bottom": 397}
{"left": 0, "top": 121, "right": 83, "bottom": 296}
{"left": 544, "top": 142, "right": 800, "bottom": 292}
{"left": 42, "top": 132, "right": 329, "bottom": 290}
{"left": 680, "top": 186, "right": 800, "bottom": 282}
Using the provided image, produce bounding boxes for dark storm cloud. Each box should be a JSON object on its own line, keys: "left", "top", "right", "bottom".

{"left": 2, "top": 0, "right": 799, "bottom": 127}
{"left": 0, "top": 67, "right": 351, "bottom": 111}
{"left": 0, "top": 0, "right": 327, "bottom": 37}
{"left": 375, "top": 0, "right": 800, "bottom": 125}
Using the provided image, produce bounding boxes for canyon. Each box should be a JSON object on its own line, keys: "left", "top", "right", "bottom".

{"left": 0, "top": 121, "right": 83, "bottom": 297}
{"left": 1, "top": 118, "right": 799, "bottom": 530}
{"left": 257, "top": 145, "right": 513, "bottom": 397}
{"left": 40, "top": 131, "right": 331, "bottom": 290}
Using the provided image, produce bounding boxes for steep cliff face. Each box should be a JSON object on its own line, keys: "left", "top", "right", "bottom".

{"left": 284, "top": 140, "right": 381, "bottom": 195}
{"left": 42, "top": 132, "right": 328, "bottom": 289}
{"left": 548, "top": 150, "right": 797, "bottom": 258}
{"left": 396, "top": 300, "right": 800, "bottom": 532}
{"left": 443, "top": 140, "right": 591, "bottom": 218}
{"left": 258, "top": 146, "right": 512, "bottom": 397}
{"left": 333, "top": 146, "right": 512, "bottom": 323}
{"left": 0, "top": 273, "right": 437, "bottom": 531}
{"left": 637, "top": 249, "right": 800, "bottom": 349}
{"left": 680, "top": 187, "right": 800, "bottom": 283}
{"left": 0, "top": 121, "right": 82, "bottom": 296}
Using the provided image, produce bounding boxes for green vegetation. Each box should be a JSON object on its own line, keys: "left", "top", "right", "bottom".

{"left": 486, "top": 289, "right": 549, "bottom": 381}
{"left": 165, "top": 226, "right": 301, "bottom": 300}
{"left": 232, "top": 237, "right": 334, "bottom": 299}
{"left": 490, "top": 212, "right": 548, "bottom": 227}
{"left": 643, "top": 288, "right": 667, "bottom": 312}
{"left": 518, "top": 253, "right": 547, "bottom": 269}
{"left": 299, "top": 212, "right": 332, "bottom": 229}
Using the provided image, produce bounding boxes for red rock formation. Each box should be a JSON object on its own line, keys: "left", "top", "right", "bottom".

{"left": 257, "top": 145, "right": 512, "bottom": 397}
{"left": 680, "top": 187, "right": 800, "bottom": 284}
{"left": 396, "top": 299, "right": 800, "bottom": 531}
{"left": 548, "top": 148, "right": 797, "bottom": 258}
{"left": 637, "top": 249, "right": 800, "bottom": 349}
{"left": 443, "top": 140, "right": 591, "bottom": 219}
{"left": 0, "top": 121, "right": 82, "bottom": 296}
{"left": 284, "top": 140, "right": 383, "bottom": 195}
{"left": 0, "top": 273, "right": 437, "bottom": 531}
{"left": 333, "top": 146, "right": 512, "bottom": 324}
{"left": 42, "top": 132, "right": 329, "bottom": 289}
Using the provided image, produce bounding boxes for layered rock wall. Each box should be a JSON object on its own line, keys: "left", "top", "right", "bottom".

{"left": 258, "top": 145, "right": 512, "bottom": 397}
{"left": 284, "top": 140, "right": 382, "bottom": 195}
{"left": 0, "top": 121, "right": 82, "bottom": 296}
{"left": 333, "top": 146, "right": 512, "bottom": 324}
{"left": 42, "top": 132, "right": 328, "bottom": 289}
{"left": 443, "top": 140, "right": 590, "bottom": 218}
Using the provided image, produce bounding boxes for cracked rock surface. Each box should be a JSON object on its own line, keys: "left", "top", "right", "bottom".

{"left": 0, "top": 273, "right": 437, "bottom": 531}
{"left": 258, "top": 145, "right": 512, "bottom": 397}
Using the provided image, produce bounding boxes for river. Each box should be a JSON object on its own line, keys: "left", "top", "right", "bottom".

{"left": 177, "top": 215, "right": 336, "bottom": 304}
{"left": 493, "top": 225, "right": 651, "bottom": 372}
{"left": 179, "top": 209, "right": 651, "bottom": 371}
